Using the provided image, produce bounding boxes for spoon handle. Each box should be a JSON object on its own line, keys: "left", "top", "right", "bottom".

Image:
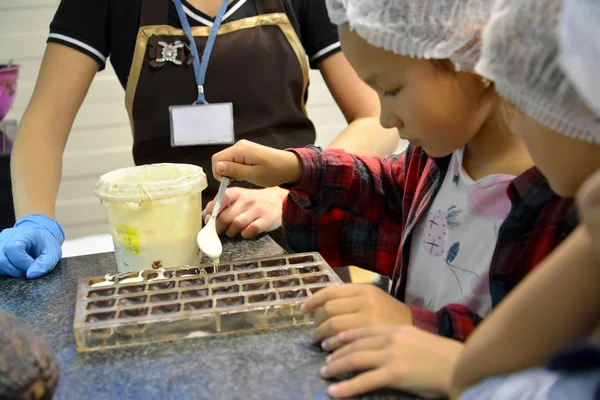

{"left": 211, "top": 177, "right": 230, "bottom": 220}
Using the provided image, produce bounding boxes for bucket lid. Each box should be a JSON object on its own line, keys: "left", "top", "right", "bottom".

{"left": 95, "top": 163, "right": 208, "bottom": 203}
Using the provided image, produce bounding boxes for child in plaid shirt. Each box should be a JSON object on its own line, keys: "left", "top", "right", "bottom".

{"left": 210, "top": 0, "right": 580, "bottom": 397}
{"left": 452, "top": 0, "right": 600, "bottom": 398}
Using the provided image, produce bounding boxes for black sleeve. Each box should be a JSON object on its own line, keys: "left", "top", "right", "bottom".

{"left": 47, "top": 0, "right": 112, "bottom": 70}
{"left": 291, "top": 0, "right": 341, "bottom": 69}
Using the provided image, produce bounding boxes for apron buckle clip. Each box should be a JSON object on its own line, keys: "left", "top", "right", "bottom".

{"left": 156, "top": 40, "right": 185, "bottom": 65}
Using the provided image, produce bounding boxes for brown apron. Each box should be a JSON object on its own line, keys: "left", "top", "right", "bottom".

{"left": 124, "top": 0, "right": 315, "bottom": 205}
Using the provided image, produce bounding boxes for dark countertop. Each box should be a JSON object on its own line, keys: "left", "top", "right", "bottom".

{"left": 0, "top": 235, "right": 414, "bottom": 400}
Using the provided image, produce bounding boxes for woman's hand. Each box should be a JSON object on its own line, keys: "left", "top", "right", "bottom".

{"left": 320, "top": 325, "right": 464, "bottom": 399}
{"left": 203, "top": 187, "right": 287, "bottom": 238}
{"left": 301, "top": 284, "right": 414, "bottom": 347}
{"left": 211, "top": 140, "right": 303, "bottom": 187}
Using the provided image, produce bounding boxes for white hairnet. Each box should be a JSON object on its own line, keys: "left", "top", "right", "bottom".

{"left": 325, "top": 0, "right": 494, "bottom": 71}
{"left": 476, "top": 0, "right": 600, "bottom": 143}
{"left": 559, "top": 0, "right": 600, "bottom": 118}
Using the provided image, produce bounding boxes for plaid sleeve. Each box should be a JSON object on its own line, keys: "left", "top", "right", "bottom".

{"left": 281, "top": 146, "right": 406, "bottom": 276}
{"left": 409, "top": 304, "right": 483, "bottom": 342}
{"left": 286, "top": 146, "right": 406, "bottom": 218}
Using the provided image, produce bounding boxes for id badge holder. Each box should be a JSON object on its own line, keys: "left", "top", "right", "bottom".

{"left": 169, "top": 102, "right": 234, "bottom": 147}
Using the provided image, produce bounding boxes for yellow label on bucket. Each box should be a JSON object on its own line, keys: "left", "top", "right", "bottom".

{"left": 116, "top": 224, "right": 140, "bottom": 255}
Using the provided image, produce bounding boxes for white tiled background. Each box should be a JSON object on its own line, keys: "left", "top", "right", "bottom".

{"left": 1, "top": 0, "right": 405, "bottom": 257}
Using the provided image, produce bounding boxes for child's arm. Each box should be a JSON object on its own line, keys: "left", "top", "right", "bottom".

{"left": 284, "top": 146, "right": 406, "bottom": 219}
{"left": 282, "top": 205, "right": 402, "bottom": 277}
{"left": 280, "top": 146, "right": 414, "bottom": 276}
{"left": 451, "top": 226, "right": 600, "bottom": 399}
{"left": 212, "top": 140, "right": 407, "bottom": 220}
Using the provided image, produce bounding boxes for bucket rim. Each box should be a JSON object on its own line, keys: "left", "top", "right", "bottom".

{"left": 95, "top": 163, "right": 208, "bottom": 203}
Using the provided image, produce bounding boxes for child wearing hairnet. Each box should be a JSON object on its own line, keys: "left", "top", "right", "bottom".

{"left": 209, "top": 0, "right": 579, "bottom": 397}
{"left": 451, "top": 0, "right": 600, "bottom": 398}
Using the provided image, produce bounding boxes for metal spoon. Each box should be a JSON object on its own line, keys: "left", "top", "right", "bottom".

{"left": 197, "top": 177, "right": 229, "bottom": 265}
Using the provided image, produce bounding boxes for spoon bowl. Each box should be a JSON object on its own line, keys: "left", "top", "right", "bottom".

{"left": 197, "top": 177, "right": 229, "bottom": 263}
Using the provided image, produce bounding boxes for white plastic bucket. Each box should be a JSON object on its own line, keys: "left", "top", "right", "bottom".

{"left": 95, "top": 163, "right": 207, "bottom": 273}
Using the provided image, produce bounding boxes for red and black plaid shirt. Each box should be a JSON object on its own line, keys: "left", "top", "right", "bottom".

{"left": 282, "top": 145, "right": 578, "bottom": 342}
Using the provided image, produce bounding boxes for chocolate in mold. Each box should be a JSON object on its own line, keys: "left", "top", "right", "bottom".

{"left": 241, "top": 281, "right": 270, "bottom": 292}
{"left": 272, "top": 278, "right": 300, "bottom": 288}
{"left": 118, "top": 308, "right": 149, "bottom": 318}
{"left": 118, "top": 285, "right": 146, "bottom": 295}
{"left": 184, "top": 300, "right": 213, "bottom": 311}
{"left": 211, "top": 285, "right": 240, "bottom": 295}
{"left": 302, "top": 275, "right": 330, "bottom": 285}
{"left": 87, "top": 288, "right": 116, "bottom": 298}
{"left": 86, "top": 299, "right": 116, "bottom": 310}
{"left": 232, "top": 261, "right": 259, "bottom": 271}
{"left": 149, "top": 292, "right": 178, "bottom": 303}
{"left": 279, "top": 289, "right": 308, "bottom": 299}
{"left": 266, "top": 269, "right": 292, "bottom": 278}
{"left": 181, "top": 289, "right": 209, "bottom": 299}
{"left": 248, "top": 293, "right": 277, "bottom": 303}
{"left": 146, "top": 270, "right": 174, "bottom": 280}
{"left": 208, "top": 274, "right": 235, "bottom": 284}
{"left": 297, "top": 265, "right": 321, "bottom": 274}
{"left": 175, "top": 267, "right": 202, "bottom": 277}
{"left": 148, "top": 281, "right": 176, "bottom": 291}
{"left": 216, "top": 296, "right": 244, "bottom": 307}
{"left": 118, "top": 295, "right": 147, "bottom": 306}
{"left": 260, "top": 258, "right": 286, "bottom": 267}
{"left": 288, "top": 255, "right": 315, "bottom": 265}
{"left": 178, "top": 278, "right": 205, "bottom": 288}
{"left": 85, "top": 311, "right": 116, "bottom": 323}
{"left": 151, "top": 304, "right": 181, "bottom": 315}
{"left": 237, "top": 271, "right": 263, "bottom": 280}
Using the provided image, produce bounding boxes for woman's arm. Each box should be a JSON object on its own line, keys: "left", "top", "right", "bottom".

{"left": 317, "top": 52, "right": 400, "bottom": 157}
{"left": 451, "top": 226, "right": 600, "bottom": 399}
{"left": 11, "top": 43, "right": 97, "bottom": 219}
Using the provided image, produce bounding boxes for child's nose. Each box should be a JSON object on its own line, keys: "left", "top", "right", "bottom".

{"left": 379, "top": 111, "right": 403, "bottom": 130}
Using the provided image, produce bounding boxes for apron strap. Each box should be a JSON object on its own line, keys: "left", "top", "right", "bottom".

{"left": 140, "top": 0, "right": 169, "bottom": 27}
{"left": 255, "top": 0, "right": 286, "bottom": 15}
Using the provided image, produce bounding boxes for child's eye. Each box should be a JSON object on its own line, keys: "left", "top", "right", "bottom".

{"left": 382, "top": 89, "right": 400, "bottom": 97}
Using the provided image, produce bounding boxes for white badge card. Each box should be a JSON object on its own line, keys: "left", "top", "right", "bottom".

{"left": 169, "top": 103, "right": 234, "bottom": 147}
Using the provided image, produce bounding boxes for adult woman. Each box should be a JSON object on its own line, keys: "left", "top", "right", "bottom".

{"left": 0, "top": 0, "right": 396, "bottom": 279}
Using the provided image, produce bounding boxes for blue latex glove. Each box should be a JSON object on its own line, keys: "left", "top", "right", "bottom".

{"left": 0, "top": 214, "right": 64, "bottom": 279}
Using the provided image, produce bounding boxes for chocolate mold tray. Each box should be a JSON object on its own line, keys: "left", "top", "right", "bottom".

{"left": 74, "top": 252, "right": 342, "bottom": 351}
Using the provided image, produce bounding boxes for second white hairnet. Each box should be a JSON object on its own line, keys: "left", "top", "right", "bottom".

{"left": 476, "top": 0, "right": 600, "bottom": 143}
{"left": 325, "top": 0, "right": 494, "bottom": 71}
{"left": 559, "top": 0, "right": 600, "bottom": 117}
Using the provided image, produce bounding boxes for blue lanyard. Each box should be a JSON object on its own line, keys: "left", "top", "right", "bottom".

{"left": 174, "top": 0, "right": 229, "bottom": 104}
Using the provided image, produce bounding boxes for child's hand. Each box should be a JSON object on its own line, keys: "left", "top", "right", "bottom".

{"left": 578, "top": 169, "right": 600, "bottom": 262}
{"left": 320, "top": 325, "right": 464, "bottom": 399}
{"left": 301, "top": 284, "right": 413, "bottom": 347}
{"left": 211, "top": 140, "right": 303, "bottom": 187}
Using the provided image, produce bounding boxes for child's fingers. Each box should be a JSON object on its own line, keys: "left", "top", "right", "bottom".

{"left": 301, "top": 284, "right": 363, "bottom": 314}
{"left": 327, "top": 368, "right": 389, "bottom": 399}
{"left": 313, "top": 314, "right": 361, "bottom": 343}
{"left": 215, "top": 161, "right": 256, "bottom": 183}
{"left": 321, "top": 349, "right": 383, "bottom": 379}
{"left": 313, "top": 297, "right": 363, "bottom": 327}
{"left": 327, "top": 335, "right": 390, "bottom": 362}
{"left": 322, "top": 325, "right": 400, "bottom": 352}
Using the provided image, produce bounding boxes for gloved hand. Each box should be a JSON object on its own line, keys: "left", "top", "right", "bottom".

{"left": 0, "top": 214, "right": 64, "bottom": 279}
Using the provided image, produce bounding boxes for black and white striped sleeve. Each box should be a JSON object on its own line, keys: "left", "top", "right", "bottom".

{"left": 294, "top": 0, "right": 341, "bottom": 69}
{"left": 47, "top": 0, "right": 111, "bottom": 70}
